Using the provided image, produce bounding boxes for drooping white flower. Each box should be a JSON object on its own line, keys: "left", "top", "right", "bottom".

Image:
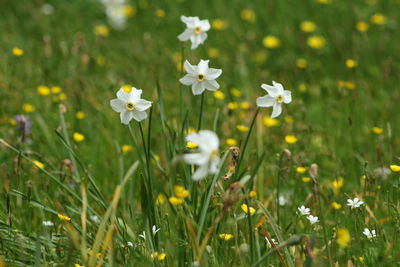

{"left": 90, "top": 215, "right": 101, "bottom": 224}
{"left": 178, "top": 16, "right": 210, "bottom": 50}
{"left": 152, "top": 225, "right": 160, "bottom": 236}
{"left": 256, "top": 81, "right": 292, "bottom": 118}
{"left": 179, "top": 60, "right": 222, "bottom": 95}
{"left": 101, "top": 0, "right": 127, "bottom": 30}
{"left": 347, "top": 197, "right": 364, "bottom": 209}
{"left": 265, "top": 237, "right": 278, "bottom": 248}
{"left": 127, "top": 241, "right": 134, "bottom": 247}
{"left": 362, "top": 228, "right": 376, "bottom": 240}
{"left": 306, "top": 215, "right": 319, "bottom": 224}
{"left": 297, "top": 205, "right": 310, "bottom": 216}
{"left": 42, "top": 220, "right": 54, "bottom": 227}
{"left": 139, "top": 231, "right": 146, "bottom": 240}
{"left": 183, "top": 130, "right": 220, "bottom": 181}
{"left": 110, "top": 88, "right": 152, "bottom": 124}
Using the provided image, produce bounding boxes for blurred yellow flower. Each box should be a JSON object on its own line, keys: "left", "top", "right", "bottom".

{"left": 302, "top": 177, "right": 311, "bottom": 183}
{"left": 121, "top": 85, "right": 132, "bottom": 93}
{"left": 58, "top": 214, "right": 71, "bottom": 222}
{"left": 226, "top": 138, "right": 238, "bottom": 146}
{"left": 169, "top": 196, "right": 184, "bottom": 206}
{"left": 249, "top": 191, "right": 257, "bottom": 197}
{"left": 23, "top": 104, "right": 35, "bottom": 113}
{"left": 336, "top": 228, "right": 350, "bottom": 248}
{"left": 76, "top": 111, "right": 85, "bottom": 120}
{"left": 37, "top": 85, "right": 50, "bottom": 96}
{"left": 332, "top": 177, "right": 344, "bottom": 195}
{"left": 344, "top": 81, "right": 356, "bottom": 90}
{"left": 123, "top": 5, "right": 136, "bottom": 17}
{"left": 356, "top": 21, "right": 369, "bottom": 32}
{"left": 240, "top": 9, "right": 256, "bottom": 22}
{"left": 155, "top": 193, "right": 166, "bottom": 205}
{"left": 331, "top": 202, "right": 342, "bottom": 210}
{"left": 315, "top": 0, "right": 331, "bottom": 3}
{"left": 155, "top": 9, "right": 165, "bottom": 17}
{"left": 212, "top": 19, "right": 228, "bottom": 30}
{"left": 186, "top": 127, "right": 197, "bottom": 134}
{"left": 284, "top": 135, "right": 298, "bottom": 144}
{"left": 239, "top": 101, "right": 250, "bottom": 109}
{"left": 73, "top": 132, "right": 85, "bottom": 142}
{"left": 296, "top": 58, "right": 307, "bottom": 69}
{"left": 390, "top": 165, "right": 400, "bottom": 172}
{"left": 12, "top": 47, "right": 24, "bottom": 56}
{"left": 300, "top": 21, "right": 316, "bottom": 33}
{"left": 228, "top": 102, "right": 238, "bottom": 110}
{"left": 122, "top": 145, "right": 133, "bottom": 155}
{"left": 230, "top": 88, "right": 242, "bottom": 97}
{"left": 284, "top": 115, "right": 293, "bottom": 124}
{"left": 94, "top": 25, "right": 109, "bottom": 37}
{"left": 57, "top": 93, "right": 67, "bottom": 101}
{"left": 219, "top": 233, "right": 234, "bottom": 240}
{"left": 213, "top": 90, "right": 225, "bottom": 100}
{"left": 296, "top": 167, "right": 307, "bottom": 174}
{"left": 33, "top": 160, "right": 45, "bottom": 169}
{"left": 96, "top": 56, "right": 106, "bottom": 66}
{"left": 174, "top": 185, "right": 190, "bottom": 198}
{"left": 263, "top": 116, "right": 279, "bottom": 127}
{"left": 186, "top": 141, "right": 198, "bottom": 149}
{"left": 262, "top": 35, "right": 281, "bottom": 49}
{"left": 371, "top": 13, "right": 387, "bottom": 25}
{"left": 151, "top": 252, "right": 166, "bottom": 261}
{"left": 236, "top": 125, "right": 249, "bottom": 132}
{"left": 51, "top": 86, "right": 62, "bottom": 94}
{"left": 207, "top": 48, "right": 219, "bottom": 58}
{"left": 75, "top": 264, "right": 84, "bottom": 267}
{"left": 372, "top": 127, "right": 383, "bottom": 135}
{"left": 241, "top": 204, "right": 256, "bottom": 214}
{"left": 345, "top": 59, "right": 357, "bottom": 68}
{"left": 253, "top": 51, "right": 268, "bottom": 64}
{"left": 307, "top": 35, "right": 325, "bottom": 49}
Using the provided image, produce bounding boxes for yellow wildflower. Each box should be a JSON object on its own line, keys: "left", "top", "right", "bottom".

{"left": 230, "top": 88, "right": 242, "bottom": 97}
{"left": 262, "top": 35, "right": 280, "bottom": 49}
{"left": 94, "top": 25, "right": 109, "bottom": 37}
{"left": 307, "top": 35, "right": 325, "bottom": 49}
{"left": 356, "top": 21, "right": 369, "bottom": 32}
{"left": 150, "top": 252, "right": 166, "bottom": 261}
{"left": 51, "top": 86, "right": 61, "bottom": 94}
{"left": 332, "top": 177, "right": 344, "bottom": 195}
{"left": 300, "top": 21, "right": 316, "bottom": 33}
{"left": 155, "top": 193, "right": 166, "bottom": 205}
{"left": 372, "top": 127, "right": 383, "bottom": 135}
{"left": 73, "top": 132, "right": 85, "bottom": 142}
{"left": 226, "top": 138, "right": 237, "bottom": 146}
{"left": 331, "top": 202, "right": 342, "bottom": 210}
{"left": 23, "top": 104, "right": 35, "bottom": 113}
{"left": 76, "top": 111, "right": 85, "bottom": 120}
{"left": 336, "top": 228, "right": 350, "bottom": 248}
{"left": 345, "top": 59, "right": 357, "bottom": 68}
{"left": 212, "top": 19, "right": 228, "bottom": 30}
{"left": 186, "top": 142, "right": 198, "bottom": 149}
{"left": 302, "top": 177, "right": 311, "bottom": 183}
{"left": 122, "top": 145, "right": 133, "bottom": 155}
{"left": 75, "top": 264, "right": 85, "bottom": 267}
{"left": 228, "top": 102, "right": 238, "bottom": 110}
{"left": 240, "top": 9, "right": 256, "bottom": 22}
{"left": 284, "top": 135, "right": 298, "bottom": 144}
{"left": 12, "top": 47, "right": 24, "bottom": 56}
{"left": 344, "top": 81, "right": 356, "bottom": 90}
{"left": 213, "top": 90, "right": 225, "bottom": 100}
{"left": 121, "top": 85, "right": 132, "bottom": 93}
{"left": 371, "top": 13, "right": 387, "bottom": 25}
{"left": 123, "top": 5, "right": 136, "bottom": 17}
{"left": 57, "top": 93, "right": 67, "bottom": 101}
{"left": 296, "top": 58, "right": 307, "bottom": 69}
{"left": 33, "top": 160, "right": 45, "bottom": 169}
{"left": 390, "top": 165, "right": 400, "bottom": 172}
{"left": 155, "top": 9, "right": 165, "bottom": 17}
{"left": 58, "top": 214, "right": 71, "bottom": 222}
{"left": 249, "top": 191, "right": 257, "bottom": 198}
{"left": 296, "top": 167, "right": 307, "bottom": 174}
{"left": 263, "top": 116, "right": 279, "bottom": 127}
{"left": 174, "top": 185, "right": 190, "bottom": 199}
{"left": 298, "top": 83, "right": 307, "bottom": 92}
{"left": 37, "top": 85, "right": 50, "bottom": 96}
{"left": 239, "top": 101, "right": 250, "bottom": 109}
{"left": 169, "top": 196, "right": 184, "bottom": 206}
{"left": 236, "top": 125, "right": 249, "bottom": 132}
{"left": 241, "top": 204, "right": 256, "bottom": 215}
{"left": 207, "top": 48, "right": 219, "bottom": 58}
{"left": 219, "top": 233, "right": 234, "bottom": 241}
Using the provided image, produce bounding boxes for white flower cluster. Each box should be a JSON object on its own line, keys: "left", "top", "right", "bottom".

{"left": 101, "top": 0, "right": 128, "bottom": 30}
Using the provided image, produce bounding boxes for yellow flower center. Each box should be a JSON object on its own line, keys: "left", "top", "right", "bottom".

{"left": 276, "top": 95, "right": 284, "bottom": 104}
{"left": 194, "top": 26, "right": 202, "bottom": 35}
{"left": 197, "top": 74, "right": 205, "bottom": 82}
{"left": 125, "top": 102, "right": 135, "bottom": 111}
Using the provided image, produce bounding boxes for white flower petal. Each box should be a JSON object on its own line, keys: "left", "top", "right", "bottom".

{"left": 256, "top": 95, "right": 275, "bottom": 107}
{"left": 183, "top": 152, "right": 209, "bottom": 166}
{"left": 203, "top": 80, "right": 219, "bottom": 91}
{"left": 283, "top": 90, "right": 292, "bottom": 104}
{"left": 209, "top": 158, "right": 220, "bottom": 174}
{"left": 116, "top": 89, "right": 130, "bottom": 102}
{"left": 184, "top": 60, "right": 197, "bottom": 74}
{"left": 192, "top": 164, "right": 209, "bottom": 181}
{"left": 261, "top": 84, "right": 278, "bottom": 97}
{"left": 271, "top": 103, "right": 282, "bottom": 118}
{"left": 135, "top": 99, "right": 152, "bottom": 111}
{"left": 127, "top": 89, "right": 142, "bottom": 102}
{"left": 110, "top": 99, "right": 125, "bottom": 112}
{"left": 199, "top": 20, "right": 210, "bottom": 31}
{"left": 178, "top": 29, "right": 192, "bottom": 41}
{"left": 131, "top": 110, "right": 147, "bottom": 122}
{"left": 198, "top": 130, "right": 219, "bottom": 150}
{"left": 120, "top": 111, "right": 133, "bottom": 125}
{"left": 272, "top": 81, "right": 285, "bottom": 94}
{"left": 179, "top": 75, "right": 196, "bottom": 85}
{"left": 206, "top": 68, "right": 222, "bottom": 80}
{"left": 198, "top": 60, "right": 209, "bottom": 74}
{"left": 192, "top": 82, "right": 205, "bottom": 95}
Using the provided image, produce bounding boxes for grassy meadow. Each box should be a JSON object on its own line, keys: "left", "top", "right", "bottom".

{"left": 1, "top": 0, "right": 400, "bottom": 266}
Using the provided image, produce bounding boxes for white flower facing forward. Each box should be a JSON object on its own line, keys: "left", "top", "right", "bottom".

{"left": 362, "top": 228, "right": 377, "bottom": 240}
{"left": 298, "top": 205, "right": 310, "bottom": 216}
{"left": 347, "top": 197, "right": 364, "bottom": 209}
{"left": 183, "top": 130, "right": 220, "bottom": 181}
{"left": 178, "top": 16, "right": 210, "bottom": 50}
{"left": 306, "top": 215, "right": 319, "bottom": 224}
{"left": 42, "top": 221, "right": 54, "bottom": 227}
{"left": 179, "top": 60, "right": 222, "bottom": 95}
{"left": 110, "top": 88, "right": 152, "bottom": 125}
{"left": 256, "top": 81, "right": 292, "bottom": 118}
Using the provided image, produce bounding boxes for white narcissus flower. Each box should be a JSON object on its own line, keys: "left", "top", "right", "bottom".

{"left": 297, "top": 205, "right": 310, "bottom": 216}
{"left": 306, "top": 215, "right": 319, "bottom": 224}
{"left": 178, "top": 16, "right": 210, "bottom": 50}
{"left": 179, "top": 60, "right": 222, "bottom": 95}
{"left": 183, "top": 130, "right": 220, "bottom": 181}
{"left": 152, "top": 225, "right": 160, "bottom": 236}
{"left": 110, "top": 88, "right": 152, "bottom": 125}
{"left": 347, "top": 197, "right": 364, "bottom": 209}
{"left": 362, "top": 228, "right": 376, "bottom": 240}
{"left": 256, "top": 81, "right": 292, "bottom": 118}
{"left": 42, "top": 221, "right": 54, "bottom": 227}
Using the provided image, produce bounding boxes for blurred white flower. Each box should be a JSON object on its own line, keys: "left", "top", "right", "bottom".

{"left": 306, "top": 215, "right": 319, "bottom": 224}
{"left": 42, "top": 220, "right": 54, "bottom": 227}
{"left": 139, "top": 231, "right": 146, "bottom": 240}
{"left": 178, "top": 16, "right": 210, "bottom": 50}
{"left": 278, "top": 196, "right": 288, "bottom": 206}
{"left": 110, "top": 88, "right": 152, "bottom": 124}
{"left": 90, "top": 215, "right": 101, "bottom": 224}
{"left": 297, "top": 205, "right": 310, "bottom": 216}
{"left": 256, "top": 81, "right": 292, "bottom": 118}
{"left": 362, "top": 228, "right": 376, "bottom": 240}
{"left": 152, "top": 225, "right": 160, "bottom": 236}
{"left": 265, "top": 237, "right": 278, "bottom": 248}
{"left": 41, "top": 4, "right": 54, "bottom": 15}
{"left": 179, "top": 60, "right": 222, "bottom": 95}
{"left": 101, "top": 0, "right": 127, "bottom": 30}
{"left": 127, "top": 241, "right": 134, "bottom": 247}
{"left": 183, "top": 130, "right": 220, "bottom": 181}
{"left": 347, "top": 198, "right": 364, "bottom": 209}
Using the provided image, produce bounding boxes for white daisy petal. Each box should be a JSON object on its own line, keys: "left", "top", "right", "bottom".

{"left": 120, "top": 111, "right": 133, "bottom": 125}
{"left": 135, "top": 99, "right": 152, "bottom": 111}
{"left": 261, "top": 84, "right": 278, "bottom": 97}
{"left": 179, "top": 75, "right": 196, "bottom": 85}
{"left": 110, "top": 99, "right": 125, "bottom": 112}
{"left": 283, "top": 90, "right": 292, "bottom": 104}
{"left": 203, "top": 80, "right": 219, "bottom": 91}
{"left": 192, "top": 82, "right": 205, "bottom": 95}
{"left": 206, "top": 68, "right": 222, "bottom": 80}
{"left": 192, "top": 164, "right": 209, "bottom": 181}
{"left": 271, "top": 103, "right": 282, "bottom": 118}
